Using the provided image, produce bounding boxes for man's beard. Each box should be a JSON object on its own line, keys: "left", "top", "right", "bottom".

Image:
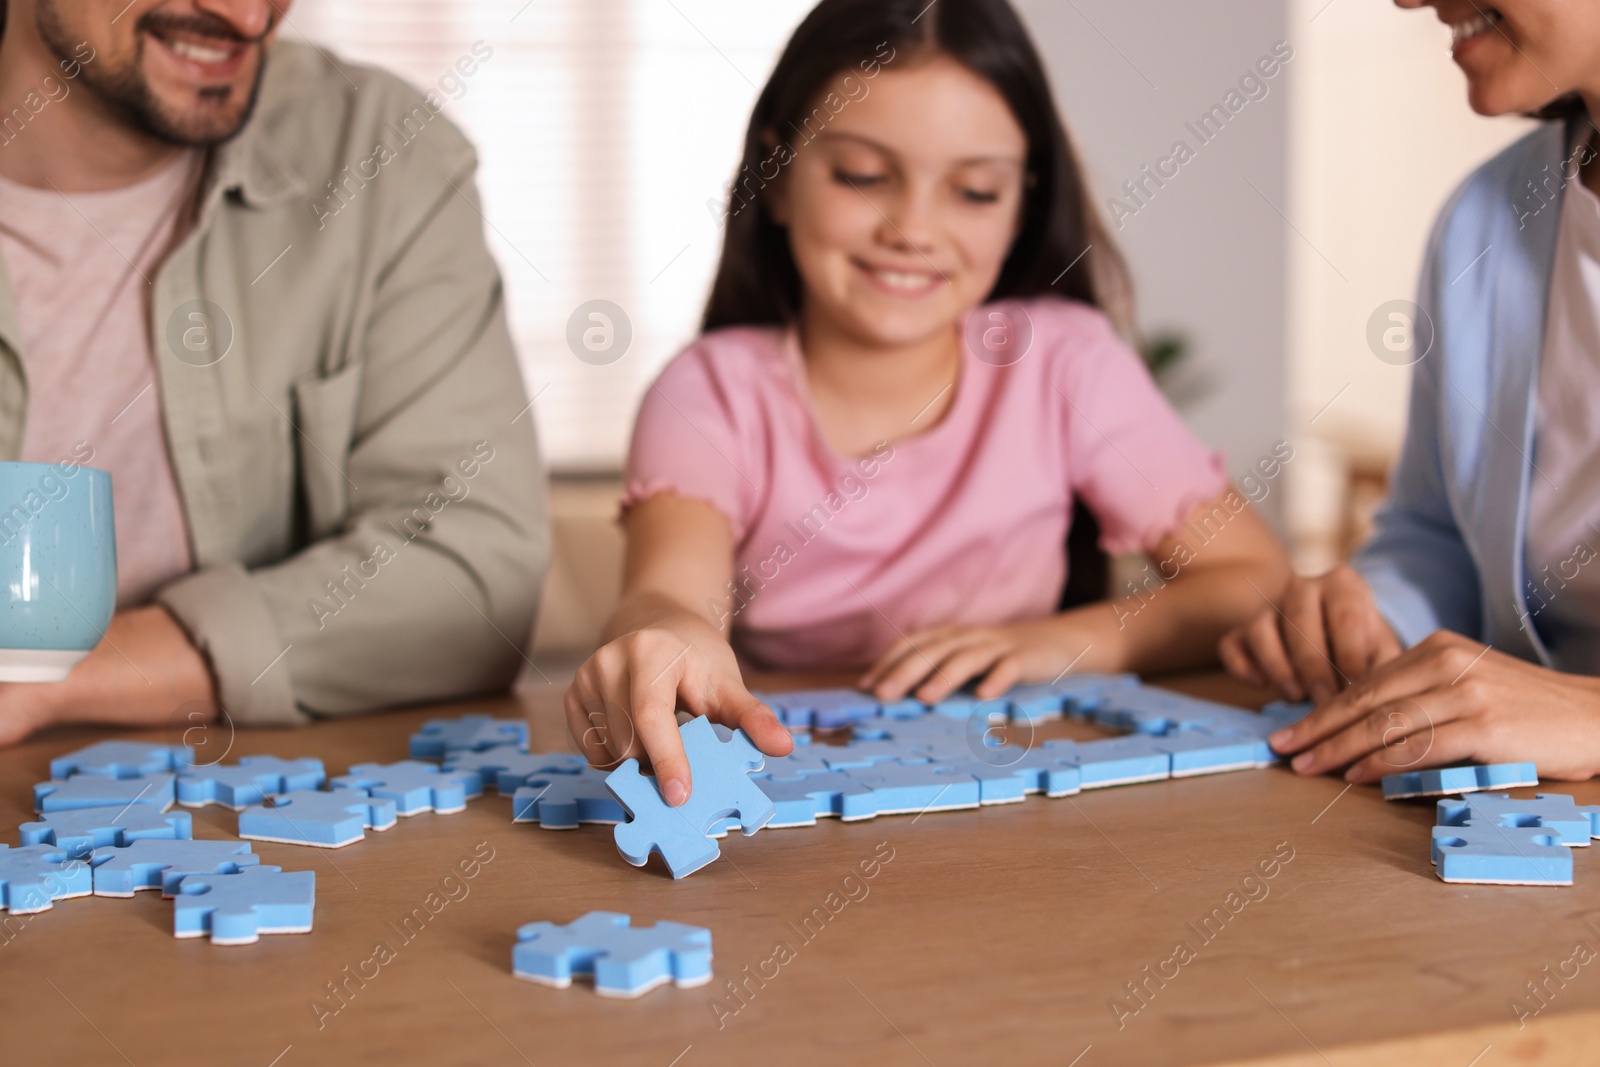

{"left": 36, "top": 2, "right": 271, "bottom": 148}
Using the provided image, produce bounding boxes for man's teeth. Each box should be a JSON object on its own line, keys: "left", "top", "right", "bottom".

{"left": 1450, "top": 10, "right": 1501, "bottom": 48}
{"left": 165, "top": 38, "right": 237, "bottom": 63}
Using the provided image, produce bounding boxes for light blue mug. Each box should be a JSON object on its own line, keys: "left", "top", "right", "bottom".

{"left": 0, "top": 461, "right": 116, "bottom": 682}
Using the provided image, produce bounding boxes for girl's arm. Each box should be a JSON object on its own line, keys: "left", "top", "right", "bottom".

{"left": 564, "top": 492, "right": 792, "bottom": 805}
{"left": 860, "top": 489, "right": 1293, "bottom": 703}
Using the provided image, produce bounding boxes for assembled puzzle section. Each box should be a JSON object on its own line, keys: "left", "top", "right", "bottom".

{"left": 1384, "top": 762, "right": 1539, "bottom": 800}
{"left": 606, "top": 717, "right": 776, "bottom": 878}
{"left": 1430, "top": 790, "right": 1600, "bottom": 886}
{"left": 513, "top": 911, "right": 712, "bottom": 997}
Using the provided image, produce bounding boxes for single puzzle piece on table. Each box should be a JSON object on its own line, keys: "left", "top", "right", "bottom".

{"left": 513, "top": 769, "right": 626, "bottom": 829}
{"left": 755, "top": 771, "right": 879, "bottom": 827}
{"left": 49, "top": 740, "right": 193, "bottom": 780}
{"left": 1436, "top": 792, "right": 1600, "bottom": 847}
{"left": 606, "top": 717, "right": 776, "bottom": 878}
{"left": 1384, "top": 762, "right": 1540, "bottom": 801}
{"left": 409, "top": 715, "right": 528, "bottom": 760}
{"left": 172, "top": 866, "right": 315, "bottom": 945}
{"left": 176, "top": 756, "right": 327, "bottom": 810}
{"left": 34, "top": 773, "right": 176, "bottom": 813}
{"left": 331, "top": 761, "right": 481, "bottom": 816}
{"left": 92, "top": 839, "right": 261, "bottom": 897}
{"left": 513, "top": 911, "right": 712, "bottom": 998}
{"left": 1430, "top": 822, "right": 1572, "bottom": 885}
{"left": 0, "top": 844, "right": 93, "bottom": 913}
{"left": 237, "top": 790, "right": 397, "bottom": 848}
{"left": 841, "top": 762, "right": 982, "bottom": 815}
{"left": 19, "top": 805, "right": 193, "bottom": 859}
{"left": 442, "top": 750, "right": 585, "bottom": 794}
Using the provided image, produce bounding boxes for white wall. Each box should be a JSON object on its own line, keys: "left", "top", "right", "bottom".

{"left": 1016, "top": 0, "right": 1293, "bottom": 525}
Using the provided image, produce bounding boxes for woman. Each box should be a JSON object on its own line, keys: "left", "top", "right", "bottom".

{"left": 1222, "top": 0, "right": 1600, "bottom": 782}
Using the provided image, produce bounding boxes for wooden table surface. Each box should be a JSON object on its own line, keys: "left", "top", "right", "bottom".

{"left": 4, "top": 670, "right": 1599, "bottom": 1067}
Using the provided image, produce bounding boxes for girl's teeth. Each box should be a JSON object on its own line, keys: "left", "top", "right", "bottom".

{"left": 876, "top": 269, "right": 933, "bottom": 291}
{"left": 1450, "top": 11, "right": 1500, "bottom": 48}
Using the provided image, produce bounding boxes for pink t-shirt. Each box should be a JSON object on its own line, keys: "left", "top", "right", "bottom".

{"left": 0, "top": 155, "right": 197, "bottom": 607}
{"left": 624, "top": 297, "right": 1227, "bottom": 670}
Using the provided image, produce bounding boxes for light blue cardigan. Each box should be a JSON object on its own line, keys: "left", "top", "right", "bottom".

{"left": 1353, "top": 117, "right": 1586, "bottom": 664}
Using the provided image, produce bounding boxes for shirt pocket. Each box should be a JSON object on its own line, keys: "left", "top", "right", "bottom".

{"left": 292, "top": 361, "right": 363, "bottom": 540}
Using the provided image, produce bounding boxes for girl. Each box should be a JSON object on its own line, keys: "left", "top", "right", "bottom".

{"left": 567, "top": 0, "right": 1291, "bottom": 802}
{"left": 1225, "top": 0, "right": 1600, "bottom": 784}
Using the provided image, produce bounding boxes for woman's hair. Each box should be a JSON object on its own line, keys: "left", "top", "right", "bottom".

{"left": 700, "top": 0, "right": 1135, "bottom": 338}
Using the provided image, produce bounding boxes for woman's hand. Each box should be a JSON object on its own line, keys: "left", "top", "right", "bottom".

{"left": 1219, "top": 565, "right": 1403, "bottom": 704}
{"left": 1268, "top": 630, "right": 1600, "bottom": 782}
{"left": 858, "top": 617, "right": 1093, "bottom": 705}
{"left": 564, "top": 606, "right": 792, "bottom": 806}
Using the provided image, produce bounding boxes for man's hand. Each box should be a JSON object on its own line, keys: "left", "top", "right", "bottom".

{"left": 0, "top": 605, "right": 219, "bottom": 747}
{"left": 1267, "top": 630, "right": 1600, "bottom": 782}
{"left": 1219, "top": 565, "right": 1403, "bottom": 704}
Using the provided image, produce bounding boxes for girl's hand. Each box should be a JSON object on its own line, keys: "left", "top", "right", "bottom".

{"left": 563, "top": 611, "right": 793, "bottom": 806}
{"left": 858, "top": 618, "right": 1092, "bottom": 705}
{"left": 1268, "top": 630, "right": 1600, "bottom": 782}
{"left": 1218, "top": 565, "right": 1403, "bottom": 705}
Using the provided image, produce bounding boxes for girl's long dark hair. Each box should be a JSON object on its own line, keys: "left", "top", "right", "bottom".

{"left": 700, "top": 0, "right": 1134, "bottom": 338}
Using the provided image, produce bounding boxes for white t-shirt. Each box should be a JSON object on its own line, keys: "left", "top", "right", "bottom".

{"left": 0, "top": 155, "right": 197, "bottom": 606}
{"left": 1526, "top": 159, "right": 1600, "bottom": 673}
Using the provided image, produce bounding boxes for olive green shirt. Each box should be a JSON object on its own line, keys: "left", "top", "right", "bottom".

{"left": 0, "top": 42, "right": 550, "bottom": 726}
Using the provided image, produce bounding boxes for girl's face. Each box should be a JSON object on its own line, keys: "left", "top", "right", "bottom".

{"left": 768, "top": 54, "right": 1029, "bottom": 351}
{"left": 1395, "top": 0, "right": 1600, "bottom": 115}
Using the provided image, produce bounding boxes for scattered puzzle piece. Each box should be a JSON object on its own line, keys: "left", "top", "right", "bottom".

{"left": 19, "top": 805, "right": 192, "bottom": 858}
{"left": 1431, "top": 822, "right": 1572, "bottom": 885}
{"left": 49, "top": 740, "right": 193, "bottom": 780}
{"left": 606, "top": 717, "right": 776, "bottom": 878}
{"left": 0, "top": 844, "right": 92, "bottom": 913}
{"left": 1437, "top": 792, "right": 1600, "bottom": 847}
{"left": 512, "top": 911, "right": 711, "bottom": 997}
{"left": 173, "top": 866, "right": 315, "bottom": 945}
{"left": 1384, "top": 762, "right": 1539, "bottom": 801}
{"left": 441, "top": 750, "right": 586, "bottom": 794}
{"left": 92, "top": 839, "right": 261, "bottom": 897}
{"left": 176, "top": 756, "right": 327, "bottom": 810}
{"left": 237, "top": 790, "right": 397, "bottom": 848}
{"left": 513, "top": 769, "right": 625, "bottom": 829}
{"left": 331, "top": 761, "right": 481, "bottom": 816}
{"left": 409, "top": 715, "right": 528, "bottom": 759}
{"left": 34, "top": 773, "right": 176, "bottom": 813}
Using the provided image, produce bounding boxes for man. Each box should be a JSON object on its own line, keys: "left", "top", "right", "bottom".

{"left": 0, "top": 0, "right": 549, "bottom": 743}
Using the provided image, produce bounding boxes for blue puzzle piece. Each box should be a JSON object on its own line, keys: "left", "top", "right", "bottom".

{"left": 176, "top": 756, "right": 327, "bottom": 810}
{"left": 606, "top": 717, "right": 776, "bottom": 878}
{"left": 331, "top": 761, "right": 481, "bottom": 816}
{"left": 1384, "top": 762, "right": 1540, "bottom": 800}
{"left": 19, "top": 805, "right": 192, "bottom": 859}
{"left": 1260, "top": 700, "right": 1313, "bottom": 730}
{"left": 1062, "top": 736, "right": 1172, "bottom": 788}
{"left": 842, "top": 762, "right": 982, "bottom": 815}
{"left": 933, "top": 743, "right": 1085, "bottom": 798}
{"left": 34, "top": 773, "right": 175, "bottom": 813}
{"left": 1436, "top": 792, "right": 1600, "bottom": 847}
{"left": 173, "top": 866, "right": 315, "bottom": 945}
{"left": 1431, "top": 822, "right": 1572, "bottom": 885}
{"left": 818, "top": 740, "right": 923, "bottom": 771}
{"left": 760, "top": 688, "right": 882, "bottom": 729}
{"left": 441, "top": 750, "right": 586, "bottom": 794}
{"left": 237, "top": 790, "right": 397, "bottom": 848}
{"left": 1147, "top": 729, "right": 1276, "bottom": 777}
{"left": 513, "top": 769, "right": 626, "bottom": 829}
{"left": 1092, "top": 687, "right": 1272, "bottom": 738}
{"left": 513, "top": 911, "right": 712, "bottom": 997}
{"left": 750, "top": 747, "right": 836, "bottom": 777}
{"left": 91, "top": 839, "right": 260, "bottom": 897}
{"left": 0, "top": 844, "right": 92, "bottom": 913}
{"left": 929, "top": 692, "right": 1010, "bottom": 721}
{"left": 755, "top": 771, "right": 879, "bottom": 827}
{"left": 914, "top": 757, "right": 1028, "bottom": 805}
{"left": 49, "top": 740, "right": 193, "bottom": 779}
{"left": 409, "top": 715, "right": 528, "bottom": 759}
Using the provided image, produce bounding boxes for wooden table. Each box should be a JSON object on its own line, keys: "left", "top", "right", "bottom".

{"left": 4, "top": 671, "right": 1599, "bottom": 1067}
